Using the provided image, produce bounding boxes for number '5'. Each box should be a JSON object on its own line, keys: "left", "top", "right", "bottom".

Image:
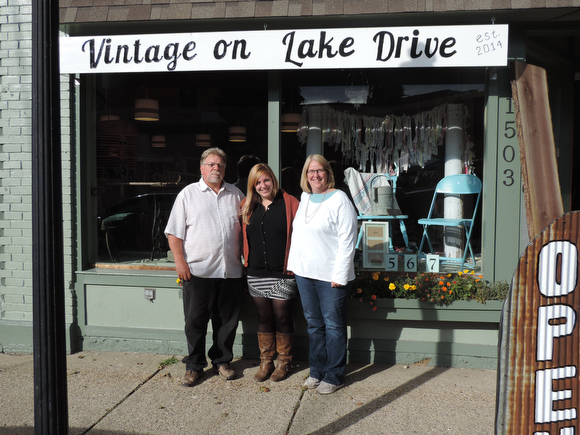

{"left": 504, "top": 121, "right": 516, "bottom": 139}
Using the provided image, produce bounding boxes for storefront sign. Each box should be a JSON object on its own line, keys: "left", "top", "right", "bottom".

{"left": 496, "top": 211, "right": 580, "bottom": 435}
{"left": 60, "top": 24, "right": 508, "bottom": 74}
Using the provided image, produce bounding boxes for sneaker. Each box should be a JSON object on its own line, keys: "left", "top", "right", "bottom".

{"left": 303, "top": 376, "right": 321, "bottom": 389}
{"left": 316, "top": 381, "right": 344, "bottom": 395}
{"left": 214, "top": 363, "right": 236, "bottom": 380}
{"left": 181, "top": 369, "right": 203, "bottom": 387}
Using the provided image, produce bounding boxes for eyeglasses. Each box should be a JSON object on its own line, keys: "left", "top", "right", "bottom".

{"left": 307, "top": 169, "right": 326, "bottom": 175}
{"left": 204, "top": 162, "right": 225, "bottom": 169}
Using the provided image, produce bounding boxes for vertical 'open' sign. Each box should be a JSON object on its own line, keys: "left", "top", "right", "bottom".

{"left": 496, "top": 211, "right": 580, "bottom": 435}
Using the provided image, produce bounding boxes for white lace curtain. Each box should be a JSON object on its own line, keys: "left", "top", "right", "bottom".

{"left": 296, "top": 104, "right": 475, "bottom": 174}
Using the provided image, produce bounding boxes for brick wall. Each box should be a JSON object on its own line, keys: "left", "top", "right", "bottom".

{"left": 0, "top": 0, "right": 75, "bottom": 352}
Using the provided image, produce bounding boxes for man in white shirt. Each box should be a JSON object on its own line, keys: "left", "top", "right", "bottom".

{"left": 165, "top": 147, "right": 245, "bottom": 387}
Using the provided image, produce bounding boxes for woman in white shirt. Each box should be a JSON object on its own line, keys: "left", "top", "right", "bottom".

{"left": 287, "top": 154, "right": 357, "bottom": 395}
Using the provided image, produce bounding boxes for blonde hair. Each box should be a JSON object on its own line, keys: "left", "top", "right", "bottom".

{"left": 299, "top": 154, "right": 335, "bottom": 193}
{"left": 240, "top": 163, "right": 280, "bottom": 225}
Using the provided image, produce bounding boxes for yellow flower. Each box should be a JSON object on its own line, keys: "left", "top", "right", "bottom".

{"left": 389, "top": 283, "right": 396, "bottom": 290}
{"left": 471, "top": 271, "right": 475, "bottom": 275}
{"left": 458, "top": 271, "right": 463, "bottom": 276}
{"left": 404, "top": 284, "right": 410, "bottom": 290}
{"left": 447, "top": 274, "right": 452, "bottom": 277}
{"left": 372, "top": 272, "right": 380, "bottom": 281}
{"left": 411, "top": 285, "right": 417, "bottom": 290}
{"left": 464, "top": 270, "right": 469, "bottom": 274}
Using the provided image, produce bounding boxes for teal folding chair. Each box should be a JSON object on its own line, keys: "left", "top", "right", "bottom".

{"left": 418, "top": 174, "right": 482, "bottom": 269}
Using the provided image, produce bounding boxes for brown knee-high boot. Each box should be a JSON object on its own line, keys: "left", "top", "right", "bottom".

{"left": 254, "top": 332, "right": 276, "bottom": 382}
{"left": 270, "top": 332, "right": 293, "bottom": 382}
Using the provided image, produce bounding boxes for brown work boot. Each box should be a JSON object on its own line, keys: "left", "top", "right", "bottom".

{"left": 181, "top": 369, "right": 203, "bottom": 387}
{"left": 270, "top": 332, "right": 294, "bottom": 382}
{"left": 214, "top": 363, "right": 236, "bottom": 380}
{"left": 254, "top": 332, "right": 276, "bottom": 382}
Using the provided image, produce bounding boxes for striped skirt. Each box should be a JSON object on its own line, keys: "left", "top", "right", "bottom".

{"left": 247, "top": 276, "right": 297, "bottom": 300}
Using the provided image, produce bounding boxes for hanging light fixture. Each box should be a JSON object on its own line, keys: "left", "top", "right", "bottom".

{"left": 135, "top": 98, "right": 159, "bottom": 121}
{"left": 135, "top": 75, "right": 159, "bottom": 121}
{"left": 280, "top": 113, "right": 301, "bottom": 133}
{"left": 196, "top": 133, "right": 211, "bottom": 148}
{"left": 229, "top": 88, "right": 246, "bottom": 142}
{"left": 281, "top": 73, "right": 301, "bottom": 132}
{"left": 229, "top": 126, "right": 246, "bottom": 142}
{"left": 151, "top": 135, "right": 166, "bottom": 148}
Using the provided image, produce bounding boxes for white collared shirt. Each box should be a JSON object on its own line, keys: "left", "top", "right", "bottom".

{"left": 165, "top": 178, "right": 245, "bottom": 278}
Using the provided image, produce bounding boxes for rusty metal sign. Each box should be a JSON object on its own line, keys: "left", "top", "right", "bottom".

{"left": 496, "top": 211, "right": 580, "bottom": 434}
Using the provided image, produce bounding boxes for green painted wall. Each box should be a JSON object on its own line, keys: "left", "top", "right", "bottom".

{"left": 482, "top": 67, "right": 527, "bottom": 283}
{"left": 74, "top": 271, "right": 502, "bottom": 369}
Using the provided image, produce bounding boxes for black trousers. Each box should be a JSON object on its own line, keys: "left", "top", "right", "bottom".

{"left": 181, "top": 276, "right": 243, "bottom": 371}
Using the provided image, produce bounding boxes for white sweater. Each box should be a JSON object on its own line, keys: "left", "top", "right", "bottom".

{"left": 287, "top": 190, "right": 357, "bottom": 286}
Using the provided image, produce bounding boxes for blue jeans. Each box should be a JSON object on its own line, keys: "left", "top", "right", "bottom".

{"left": 295, "top": 275, "right": 351, "bottom": 386}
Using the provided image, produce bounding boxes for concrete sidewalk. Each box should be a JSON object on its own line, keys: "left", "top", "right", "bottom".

{"left": 0, "top": 351, "right": 497, "bottom": 434}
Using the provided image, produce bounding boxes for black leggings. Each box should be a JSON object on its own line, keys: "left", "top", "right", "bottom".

{"left": 252, "top": 296, "right": 295, "bottom": 333}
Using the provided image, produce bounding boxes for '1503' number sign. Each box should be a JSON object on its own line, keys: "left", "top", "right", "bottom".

{"left": 496, "top": 211, "right": 580, "bottom": 435}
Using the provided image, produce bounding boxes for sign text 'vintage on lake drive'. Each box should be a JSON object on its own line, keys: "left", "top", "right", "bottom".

{"left": 496, "top": 211, "right": 580, "bottom": 435}
{"left": 59, "top": 25, "right": 508, "bottom": 74}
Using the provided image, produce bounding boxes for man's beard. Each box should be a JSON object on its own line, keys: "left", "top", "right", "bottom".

{"left": 207, "top": 172, "right": 223, "bottom": 183}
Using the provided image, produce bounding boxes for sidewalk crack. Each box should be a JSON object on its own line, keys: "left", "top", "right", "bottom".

{"left": 80, "top": 368, "right": 162, "bottom": 434}
{"left": 285, "top": 386, "right": 307, "bottom": 435}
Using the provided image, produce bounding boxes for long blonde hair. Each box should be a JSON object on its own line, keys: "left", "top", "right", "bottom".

{"left": 241, "top": 163, "right": 280, "bottom": 225}
{"left": 300, "top": 154, "right": 335, "bottom": 193}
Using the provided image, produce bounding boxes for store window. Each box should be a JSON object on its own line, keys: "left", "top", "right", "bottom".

{"left": 91, "top": 71, "right": 268, "bottom": 265}
{"left": 281, "top": 68, "right": 485, "bottom": 256}
{"left": 87, "top": 67, "right": 485, "bottom": 269}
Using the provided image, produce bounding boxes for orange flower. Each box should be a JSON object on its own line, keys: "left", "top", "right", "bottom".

{"left": 441, "top": 295, "right": 445, "bottom": 299}
{"left": 372, "top": 306, "right": 378, "bottom": 311}
{"left": 357, "top": 288, "right": 363, "bottom": 293}
{"left": 449, "top": 290, "right": 453, "bottom": 294}
{"left": 439, "top": 281, "right": 444, "bottom": 285}
{"left": 371, "top": 295, "right": 377, "bottom": 300}
{"left": 384, "top": 277, "right": 389, "bottom": 281}
{"left": 442, "top": 287, "right": 447, "bottom": 291}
